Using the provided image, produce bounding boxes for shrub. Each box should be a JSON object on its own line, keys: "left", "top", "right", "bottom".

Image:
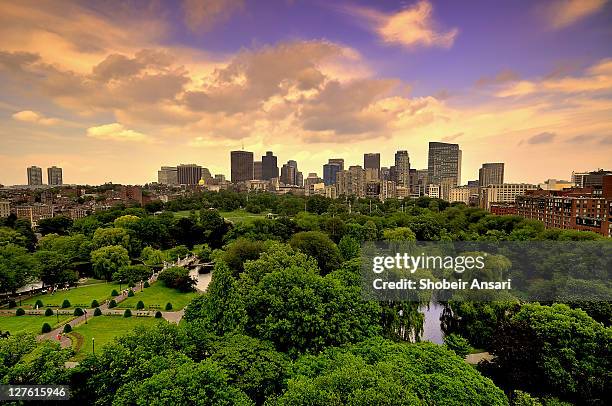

{"left": 165, "top": 302, "right": 173, "bottom": 311}
{"left": 91, "top": 299, "right": 99, "bottom": 308}
{"left": 93, "top": 307, "right": 102, "bottom": 316}
{"left": 444, "top": 333, "right": 472, "bottom": 358}
{"left": 8, "top": 300, "right": 16, "bottom": 308}
{"left": 123, "top": 309, "right": 132, "bottom": 318}
{"left": 111, "top": 289, "right": 119, "bottom": 296}
{"left": 15, "top": 308, "right": 25, "bottom": 316}
{"left": 128, "top": 282, "right": 135, "bottom": 288}
{"left": 108, "top": 299, "right": 117, "bottom": 308}
{"left": 73, "top": 308, "right": 84, "bottom": 316}
{"left": 44, "top": 308, "right": 54, "bottom": 316}
{"left": 155, "top": 311, "right": 162, "bottom": 318}
{"left": 63, "top": 324, "right": 72, "bottom": 333}
{"left": 136, "top": 300, "right": 144, "bottom": 310}
{"left": 127, "top": 290, "right": 135, "bottom": 297}
{"left": 158, "top": 267, "right": 195, "bottom": 292}
{"left": 61, "top": 299, "right": 71, "bottom": 308}
{"left": 143, "top": 281, "right": 150, "bottom": 288}
{"left": 35, "top": 299, "right": 44, "bottom": 308}
{"left": 41, "top": 323, "right": 52, "bottom": 333}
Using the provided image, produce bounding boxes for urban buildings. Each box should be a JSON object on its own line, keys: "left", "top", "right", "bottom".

{"left": 261, "top": 151, "right": 278, "bottom": 180}
{"left": 538, "top": 179, "right": 573, "bottom": 190}
{"left": 177, "top": 164, "right": 202, "bottom": 185}
{"left": 27, "top": 166, "right": 43, "bottom": 186}
{"left": 47, "top": 166, "right": 63, "bottom": 185}
{"left": 323, "top": 160, "right": 343, "bottom": 186}
{"left": 479, "top": 183, "right": 538, "bottom": 210}
{"left": 337, "top": 166, "right": 366, "bottom": 198}
{"left": 364, "top": 153, "right": 381, "bottom": 170}
{"left": 478, "top": 163, "right": 504, "bottom": 187}
{"left": 254, "top": 161, "right": 263, "bottom": 180}
{"left": 0, "top": 201, "right": 10, "bottom": 218}
{"left": 449, "top": 185, "right": 479, "bottom": 205}
{"left": 280, "top": 162, "right": 297, "bottom": 186}
{"left": 158, "top": 166, "right": 178, "bottom": 185}
{"left": 393, "top": 150, "right": 410, "bottom": 188}
{"left": 230, "top": 151, "right": 254, "bottom": 183}
{"left": 427, "top": 142, "right": 461, "bottom": 188}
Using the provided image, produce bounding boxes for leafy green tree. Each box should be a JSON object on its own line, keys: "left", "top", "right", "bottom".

{"left": 0, "top": 244, "right": 37, "bottom": 293}
{"left": 38, "top": 233, "right": 92, "bottom": 265}
{"left": 289, "top": 231, "right": 342, "bottom": 274}
{"left": 222, "top": 238, "right": 266, "bottom": 274}
{"left": 113, "top": 214, "right": 141, "bottom": 230}
{"left": 90, "top": 245, "right": 130, "bottom": 281}
{"left": 37, "top": 216, "right": 73, "bottom": 236}
{"left": 140, "top": 246, "right": 167, "bottom": 266}
{"left": 158, "top": 266, "right": 195, "bottom": 292}
{"left": 200, "top": 209, "right": 229, "bottom": 248}
{"left": 444, "top": 333, "right": 472, "bottom": 357}
{"left": 383, "top": 227, "right": 416, "bottom": 242}
{"left": 13, "top": 219, "right": 37, "bottom": 251}
{"left": 112, "top": 264, "right": 152, "bottom": 285}
{"left": 210, "top": 334, "right": 290, "bottom": 404}
{"left": 0, "top": 227, "right": 28, "bottom": 248}
{"left": 34, "top": 250, "right": 69, "bottom": 286}
{"left": 338, "top": 235, "right": 360, "bottom": 261}
{"left": 92, "top": 227, "right": 131, "bottom": 250}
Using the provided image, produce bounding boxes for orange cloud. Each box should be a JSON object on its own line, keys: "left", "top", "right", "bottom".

{"left": 342, "top": 1, "right": 458, "bottom": 49}
{"left": 86, "top": 123, "right": 149, "bottom": 142}
{"left": 12, "top": 110, "right": 59, "bottom": 125}
{"left": 182, "top": 0, "right": 245, "bottom": 33}
{"left": 542, "top": 0, "right": 607, "bottom": 30}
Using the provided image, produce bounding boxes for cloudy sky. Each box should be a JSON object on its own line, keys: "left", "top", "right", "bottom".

{"left": 1, "top": 0, "right": 611, "bottom": 185}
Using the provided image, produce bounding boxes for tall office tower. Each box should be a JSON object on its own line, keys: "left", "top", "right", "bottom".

{"left": 230, "top": 151, "right": 254, "bottom": 183}
{"left": 478, "top": 163, "right": 504, "bottom": 187}
{"left": 177, "top": 164, "right": 202, "bottom": 185}
{"left": 280, "top": 163, "right": 297, "bottom": 185}
{"left": 409, "top": 169, "right": 417, "bottom": 194}
{"left": 47, "top": 166, "right": 63, "bottom": 185}
{"left": 158, "top": 166, "right": 178, "bottom": 185}
{"left": 380, "top": 167, "right": 391, "bottom": 181}
{"left": 415, "top": 169, "right": 429, "bottom": 197}
{"left": 427, "top": 142, "right": 462, "bottom": 187}
{"left": 296, "top": 171, "right": 303, "bottom": 187}
{"left": 323, "top": 162, "right": 342, "bottom": 186}
{"left": 261, "top": 151, "right": 278, "bottom": 180}
{"left": 27, "top": 166, "right": 43, "bottom": 186}
{"left": 364, "top": 153, "right": 381, "bottom": 170}
{"left": 253, "top": 161, "right": 263, "bottom": 180}
{"left": 328, "top": 158, "right": 344, "bottom": 171}
{"left": 336, "top": 165, "right": 366, "bottom": 198}
{"left": 394, "top": 150, "right": 411, "bottom": 188}
{"left": 571, "top": 171, "right": 589, "bottom": 188}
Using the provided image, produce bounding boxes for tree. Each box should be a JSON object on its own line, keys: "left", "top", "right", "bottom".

{"left": 338, "top": 235, "right": 360, "bottom": 261}
{"left": 0, "top": 227, "right": 28, "bottom": 248}
{"left": 34, "top": 250, "right": 70, "bottom": 286}
{"left": 90, "top": 245, "right": 130, "bottom": 281}
{"left": 141, "top": 246, "right": 167, "bottom": 266}
{"left": 38, "top": 234, "right": 92, "bottom": 265}
{"left": 0, "top": 244, "right": 37, "bottom": 293}
{"left": 222, "top": 238, "right": 266, "bottom": 274}
{"left": 210, "top": 334, "right": 290, "bottom": 404}
{"left": 13, "top": 219, "right": 36, "bottom": 251}
{"left": 112, "top": 264, "right": 152, "bottom": 285}
{"left": 289, "top": 231, "right": 342, "bottom": 274}
{"left": 200, "top": 209, "right": 229, "bottom": 248}
{"left": 92, "top": 227, "right": 131, "bottom": 250}
{"left": 37, "top": 216, "right": 73, "bottom": 236}
{"left": 276, "top": 338, "right": 507, "bottom": 405}
{"left": 112, "top": 361, "right": 252, "bottom": 405}
{"left": 383, "top": 227, "right": 416, "bottom": 242}
{"left": 158, "top": 266, "right": 195, "bottom": 292}
{"left": 444, "top": 333, "right": 472, "bottom": 357}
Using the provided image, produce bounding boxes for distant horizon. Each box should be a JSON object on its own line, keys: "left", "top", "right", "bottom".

{"left": 1, "top": 1, "right": 611, "bottom": 185}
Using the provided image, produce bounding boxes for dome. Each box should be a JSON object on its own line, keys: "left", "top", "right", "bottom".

{"left": 198, "top": 178, "right": 206, "bottom": 186}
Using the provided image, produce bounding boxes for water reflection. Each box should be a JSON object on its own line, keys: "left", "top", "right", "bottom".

{"left": 419, "top": 301, "right": 445, "bottom": 344}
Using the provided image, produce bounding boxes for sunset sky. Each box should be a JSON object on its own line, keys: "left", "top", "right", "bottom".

{"left": 1, "top": 0, "right": 611, "bottom": 186}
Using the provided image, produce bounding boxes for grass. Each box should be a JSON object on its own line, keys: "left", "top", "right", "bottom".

{"left": 0, "top": 314, "right": 74, "bottom": 335}
{"left": 69, "top": 315, "right": 164, "bottom": 360}
{"left": 174, "top": 209, "right": 267, "bottom": 224}
{"left": 20, "top": 282, "right": 122, "bottom": 309}
{"left": 117, "top": 282, "right": 199, "bottom": 310}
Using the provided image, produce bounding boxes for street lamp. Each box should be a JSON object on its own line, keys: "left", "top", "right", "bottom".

{"left": 56, "top": 309, "right": 59, "bottom": 324}
{"left": 119, "top": 279, "right": 122, "bottom": 291}
{"left": 84, "top": 309, "right": 88, "bottom": 324}
{"left": 92, "top": 337, "right": 95, "bottom": 356}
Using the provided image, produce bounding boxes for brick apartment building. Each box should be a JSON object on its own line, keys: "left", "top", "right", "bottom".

{"left": 516, "top": 175, "right": 612, "bottom": 237}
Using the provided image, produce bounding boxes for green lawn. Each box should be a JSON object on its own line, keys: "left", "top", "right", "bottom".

{"left": 117, "top": 282, "right": 199, "bottom": 310}
{"left": 20, "top": 282, "right": 122, "bottom": 309}
{"left": 0, "top": 315, "right": 74, "bottom": 335}
{"left": 174, "top": 209, "right": 267, "bottom": 224}
{"left": 69, "top": 315, "right": 164, "bottom": 359}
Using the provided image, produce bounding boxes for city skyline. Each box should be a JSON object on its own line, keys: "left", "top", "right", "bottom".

{"left": 1, "top": 0, "right": 611, "bottom": 185}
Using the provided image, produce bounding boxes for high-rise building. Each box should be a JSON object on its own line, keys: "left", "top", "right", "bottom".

{"left": 296, "top": 171, "right": 303, "bottom": 187}
{"left": 584, "top": 170, "right": 612, "bottom": 188}
{"left": 27, "top": 166, "right": 43, "bottom": 186}
{"left": 253, "top": 161, "right": 263, "bottom": 180}
{"left": 571, "top": 171, "right": 589, "bottom": 188}
{"left": 47, "top": 166, "right": 63, "bottom": 185}
{"left": 364, "top": 153, "right": 381, "bottom": 170}
{"left": 262, "top": 151, "right": 278, "bottom": 180}
{"left": 394, "top": 150, "right": 410, "bottom": 188}
{"left": 323, "top": 160, "right": 343, "bottom": 186}
{"left": 177, "top": 164, "right": 202, "bottom": 185}
{"left": 427, "top": 142, "right": 462, "bottom": 187}
{"left": 158, "top": 166, "right": 178, "bottom": 185}
{"left": 336, "top": 165, "right": 365, "bottom": 197}
{"left": 230, "top": 151, "right": 254, "bottom": 183}
{"left": 280, "top": 163, "right": 297, "bottom": 185}
{"left": 478, "top": 163, "right": 504, "bottom": 187}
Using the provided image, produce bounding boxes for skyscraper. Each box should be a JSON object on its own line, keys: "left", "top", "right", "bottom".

{"left": 328, "top": 158, "right": 344, "bottom": 171}
{"left": 280, "top": 163, "right": 297, "bottom": 185}
{"left": 394, "top": 150, "right": 410, "bottom": 188}
{"left": 254, "top": 161, "right": 263, "bottom": 180}
{"left": 323, "top": 163, "right": 341, "bottom": 186}
{"left": 158, "top": 166, "right": 178, "bottom": 185}
{"left": 364, "top": 153, "right": 381, "bottom": 170}
{"left": 47, "top": 166, "right": 63, "bottom": 185}
{"left": 478, "top": 163, "right": 504, "bottom": 187}
{"left": 27, "top": 166, "right": 42, "bottom": 186}
{"left": 177, "top": 164, "right": 202, "bottom": 185}
{"left": 261, "top": 151, "right": 278, "bottom": 180}
{"left": 230, "top": 151, "right": 254, "bottom": 183}
{"left": 427, "top": 142, "right": 462, "bottom": 187}
{"left": 336, "top": 166, "right": 365, "bottom": 198}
